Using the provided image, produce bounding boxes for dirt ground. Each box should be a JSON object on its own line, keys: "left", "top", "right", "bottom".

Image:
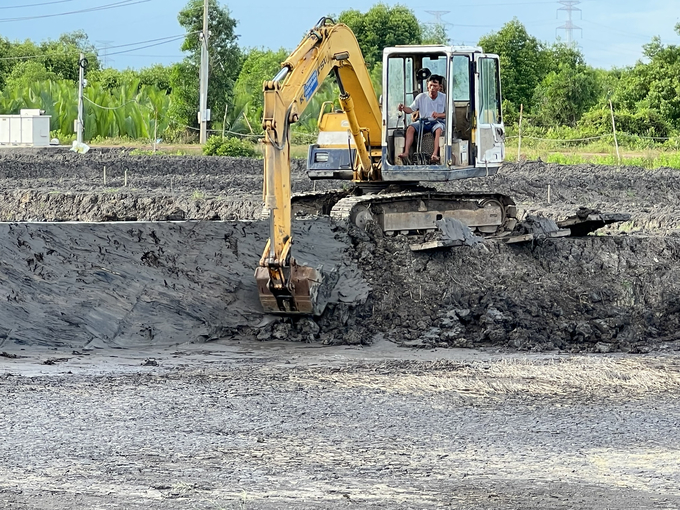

{"left": 0, "top": 147, "right": 679, "bottom": 352}
{"left": 1, "top": 147, "right": 680, "bottom": 508}
{"left": 2, "top": 342, "right": 680, "bottom": 509}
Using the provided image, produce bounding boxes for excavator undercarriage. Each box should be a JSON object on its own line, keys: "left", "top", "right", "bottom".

{"left": 290, "top": 186, "right": 629, "bottom": 248}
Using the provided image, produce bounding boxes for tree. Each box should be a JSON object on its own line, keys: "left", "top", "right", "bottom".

{"left": 612, "top": 25, "right": 680, "bottom": 128}
{"left": 421, "top": 23, "right": 449, "bottom": 45}
{"left": 478, "top": 19, "right": 549, "bottom": 113}
{"left": 3, "top": 61, "right": 58, "bottom": 90}
{"left": 137, "top": 64, "right": 172, "bottom": 93}
{"left": 88, "top": 65, "right": 172, "bottom": 94}
{"left": 169, "top": 0, "right": 242, "bottom": 132}
{"left": 544, "top": 42, "right": 585, "bottom": 73}
{"left": 0, "top": 37, "right": 41, "bottom": 90}
{"left": 228, "top": 48, "right": 288, "bottom": 133}
{"left": 40, "top": 31, "right": 100, "bottom": 81}
{"left": 530, "top": 43, "right": 600, "bottom": 127}
{"left": 338, "top": 4, "right": 421, "bottom": 69}
{"left": 533, "top": 64, "right": 601, "bottom": 127}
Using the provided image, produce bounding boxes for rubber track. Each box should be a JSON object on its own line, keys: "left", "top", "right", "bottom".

{"left": 330, "top": 191, "right": 517, "bottom": 233}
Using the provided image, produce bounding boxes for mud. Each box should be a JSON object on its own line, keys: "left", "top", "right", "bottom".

{"left": 0, "top": 147, "right": 679, "bottom": 353}
{"left": 1, "top": 345, "right": 680, "bottom": 509}
{"left": 2, "top": 148, "right": 680, "bottom": 509}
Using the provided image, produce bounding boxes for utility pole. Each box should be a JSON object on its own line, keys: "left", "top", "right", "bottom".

{"left": 77, "top": 52, "right": 85, "bottom": 144}
{"left": 198, "top": 0, "right": 210, "bottom": 144}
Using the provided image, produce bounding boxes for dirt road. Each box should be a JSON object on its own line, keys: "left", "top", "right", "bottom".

{"left": 2, "top": 343, "right": 680, "bottom": 509}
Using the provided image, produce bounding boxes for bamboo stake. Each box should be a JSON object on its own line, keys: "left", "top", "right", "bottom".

{"left": 153, "top": 111, "right": 158, "bottom": 154}
{"left": 517, "top": 103, "right": 524, "bottom": 163}
{"left": 103, "top": 166, "right": 106, "bottom": 186}
{"left": 124, "top": 169, "right": 128, "bottom": 187}
{"left": 609, "top": 99, "right": 621, "bottom": 166}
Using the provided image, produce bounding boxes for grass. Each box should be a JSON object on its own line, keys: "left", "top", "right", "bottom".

{"left": 129, "top": 148, "right": 188, "bottom": 156}
{"left": 517, "top": 147, "right": 680, "bottom": 170}
{"left": 512, "top": 131, "right": 680, "bottom": 169}
{"left": 83, "top": 135, "right": 680, "bottom": 169}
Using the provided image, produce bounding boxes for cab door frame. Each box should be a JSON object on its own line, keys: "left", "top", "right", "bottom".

{"left": 473, "top": 54, "right": 505, "bottom": 167}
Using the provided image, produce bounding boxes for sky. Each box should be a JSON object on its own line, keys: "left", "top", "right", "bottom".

{"left": 0, "top": 0, "right": 677, "bottom": 71}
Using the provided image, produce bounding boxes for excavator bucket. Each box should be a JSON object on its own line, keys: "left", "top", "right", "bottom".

{"left": 254, "top": 262, "right": 324, "bottom": 315}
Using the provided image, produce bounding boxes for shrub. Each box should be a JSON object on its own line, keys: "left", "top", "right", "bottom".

{"left": 579, "top": 107, "right": 671, "bottom": 138}
{"left": 203, "top": 136, "right": 259, "bottom": 157}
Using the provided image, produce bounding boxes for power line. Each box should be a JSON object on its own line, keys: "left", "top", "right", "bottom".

{"left": 98, "top": 33, "right": 197, "bottom": 51}
{"left": 0, "top": 32, "right": 194, "bottom": 61}
{"left": 0, "top": 0, "right": 150, "bottom": 23}
{"left": 579, "top": 19, "right": 665, "bottom": 41}
{"left": 0, "top": 0, "right": 75, "bottom": 10}
{"left": 105, "top": 35, "right": 188, "bottom": 56}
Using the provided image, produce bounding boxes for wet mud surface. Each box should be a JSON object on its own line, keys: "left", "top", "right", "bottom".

{"left": 0, "top": 147, "right": 679, "bottom": 353}
{"left": 2, "top": 344, "right": 680, "bottom": 509}
{"left": 2, "top": 148, "right": 680, "bottom": 509}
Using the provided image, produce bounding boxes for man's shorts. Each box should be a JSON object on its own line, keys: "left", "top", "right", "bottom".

{"left": 410, "top": 118, "right": 445, "bottom": 134}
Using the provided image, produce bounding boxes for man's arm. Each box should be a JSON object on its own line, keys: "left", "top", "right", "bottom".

{"left": 397, "top": 103, "right": 415, "bottom": 114}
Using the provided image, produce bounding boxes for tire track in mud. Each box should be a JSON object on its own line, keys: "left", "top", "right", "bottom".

{"left": 0, "top": 148, "right": 678, "bottom": 352}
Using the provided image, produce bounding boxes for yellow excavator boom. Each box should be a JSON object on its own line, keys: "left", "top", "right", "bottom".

{"left": 255, "top": 17, "right": 382, "bottom": 314}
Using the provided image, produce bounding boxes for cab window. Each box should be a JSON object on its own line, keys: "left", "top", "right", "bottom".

{"left": 478, "top": 57, "right": 501, "bottom": 124}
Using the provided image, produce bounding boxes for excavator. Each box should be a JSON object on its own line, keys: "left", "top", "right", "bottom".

{"left": 254, "top": 17, "right": 623, "bottom": 315}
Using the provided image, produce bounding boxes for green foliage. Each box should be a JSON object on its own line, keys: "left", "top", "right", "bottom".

{"left": 137, "top": 64, "right": 172, "bottom": 93}
{"left": 227, "top": 47, "right": 289, "bottom": 134}
{"left": 40, "top": 31, "right": 100, "bottom": 81}
{"left": 0, "top": 30, "right": 99, "bottom": 89}
{"left": 338, "top": 4, "right": 421, "bottom": 68}
{"left": 579, "top": 107, "right": 671, "bottom": 138}
{"left": 4, "top": 61, "right": 58, "bottom": 89}
{"left": 532, "top": 63, "right": 601, "bottom": 127}
{"left": 544, "top": 42, "right": 585, "bottom": 73}
{"left": 421, "top": 24, "right": 449, "bottom": 45}
{"left": 479, "top": 19, "right": 548, "bottom": 113}
{"left": 235, "top": 48, "right": 288, "bottom": 108}
{"left": 88, "top": 65, "right": 172, "bottom": 94}
{"left": 170, "top": 0, "right": 243, "bottom": 131}
{"left": 612, "top": 34, "right": 680, "bottom": 128}
{"left": 203, "top": 135, "right": 258, "bottom": 157}
{"left": 502, "top": 99, "right": 519, "bottom": 126}
{"left": 0, "top": 77, "right": 171, "bottom": 142}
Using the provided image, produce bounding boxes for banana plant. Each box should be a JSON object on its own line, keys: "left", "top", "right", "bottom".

{"left": 0, "top": 78, "right": 172, "bottom": 141}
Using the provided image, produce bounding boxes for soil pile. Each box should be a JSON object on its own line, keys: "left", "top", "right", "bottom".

{"left": 0, "top": 147, "right": 678, "bottom": 352}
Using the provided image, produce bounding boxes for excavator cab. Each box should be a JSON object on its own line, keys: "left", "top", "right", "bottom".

{"left": 308, "top": 46, "right": 505, "bottom": 183}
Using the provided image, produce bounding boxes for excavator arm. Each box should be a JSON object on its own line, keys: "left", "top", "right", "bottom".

{"left": 255, "top": 18, "right": 382, "bottom": 314}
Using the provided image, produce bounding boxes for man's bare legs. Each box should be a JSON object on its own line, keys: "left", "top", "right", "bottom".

{"left": 432, "top": 127, "right": 442, "bottom": 163}
{"left": 398, "top": 125, "right": 416, "bottom": 160}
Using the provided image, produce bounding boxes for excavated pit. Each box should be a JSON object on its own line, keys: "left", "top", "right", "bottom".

{"left": 0, "top": 147, "right": 679, "bottom": 352}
